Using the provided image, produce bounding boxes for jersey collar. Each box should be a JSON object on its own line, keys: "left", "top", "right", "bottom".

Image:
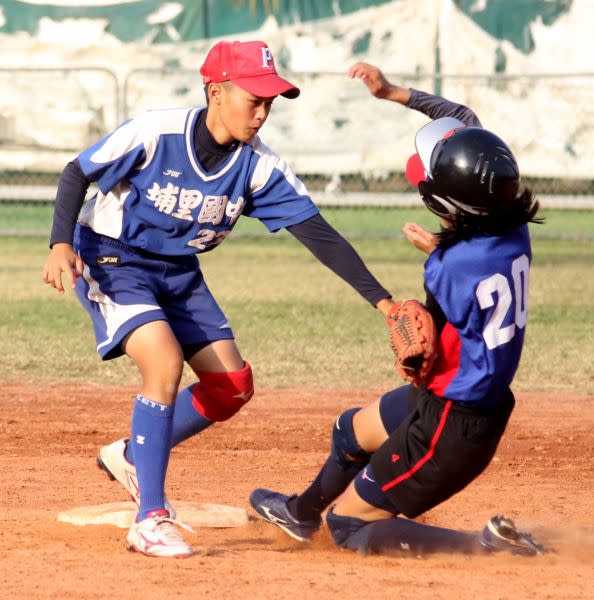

{"left": 185, "top": 108, "right": 244, "bottom": 181}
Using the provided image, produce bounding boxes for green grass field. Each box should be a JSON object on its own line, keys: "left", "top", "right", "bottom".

{"left": 2, "top": 203, "right": 594, "bottom": 240}
{"left": 1, "top": 204, "right": 592, "bottom": 393}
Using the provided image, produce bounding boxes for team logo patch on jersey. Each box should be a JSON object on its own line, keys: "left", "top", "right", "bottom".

{"left": 96, "top": 254, "right": 121, "bottom": 266}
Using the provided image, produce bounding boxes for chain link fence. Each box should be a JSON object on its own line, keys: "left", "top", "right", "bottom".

{"left": 1, "top": 67, "right": 593, "bottom": 206}
{"left": 0, "top": 67, "right": 119, "bottom": 204}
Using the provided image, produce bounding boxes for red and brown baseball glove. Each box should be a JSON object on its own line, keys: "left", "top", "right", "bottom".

{"left": 386, "top": 300, "right": 438, "bottom": 387}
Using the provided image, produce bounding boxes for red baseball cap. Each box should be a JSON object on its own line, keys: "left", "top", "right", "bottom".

{"left": 200, "top": 40, "right": 300, "bottom": 99}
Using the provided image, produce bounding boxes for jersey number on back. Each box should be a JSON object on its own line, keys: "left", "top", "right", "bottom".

{"left": 476, "top": 254, "right": 530, "bottom": 350}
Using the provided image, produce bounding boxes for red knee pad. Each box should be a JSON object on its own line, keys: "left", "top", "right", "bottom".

{"left": 191, "top": 362, "right": 254, "bottom": 422}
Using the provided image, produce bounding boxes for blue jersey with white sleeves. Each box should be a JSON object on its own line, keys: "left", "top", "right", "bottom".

{"left": 77, "top": 107, "right": 318, "bottom": 255}
{"left": 424, "top": 225, "right": 532, "bottom": 405}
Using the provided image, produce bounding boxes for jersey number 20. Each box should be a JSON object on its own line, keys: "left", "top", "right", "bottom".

{"left": 476, "top": 254, "right": 530, "bottom": 350}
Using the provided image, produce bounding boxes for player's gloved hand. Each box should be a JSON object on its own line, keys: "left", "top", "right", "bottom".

{"left": 42, "top": 243, "right": 84, "bottom": 294}
{"left": 386, "top": 300, "right": 438, "bottom": 387}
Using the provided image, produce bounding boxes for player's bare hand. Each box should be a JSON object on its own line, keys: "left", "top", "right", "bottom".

{"left": 375, "top": 297, "right": 397, "bottom": 319}
{"left": 348, "top": 62, "right": 412, "bottom": 105}
{"left": 348, "top": 62, "right": 393, "bottom": 98}
{"left": 42, "top": 243, "right": 84, "bottom": 294}
{"left": 402, "top": 223, "right": 438, "bottom": 255}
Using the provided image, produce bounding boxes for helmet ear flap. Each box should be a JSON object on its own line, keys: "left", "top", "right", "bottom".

{"left": 419, "top": 181, "right": 457, "bottom": 219}
{"left": 418, "top": 180, "right": 434, "bottom": 199}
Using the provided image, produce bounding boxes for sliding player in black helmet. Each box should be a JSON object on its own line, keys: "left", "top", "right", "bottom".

{"left": 249, "top": 62, "right": 547, "bottom": 557}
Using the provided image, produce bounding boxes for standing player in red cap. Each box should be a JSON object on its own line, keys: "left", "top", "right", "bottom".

{"left": 41, "top": 42, "right": 395, "bottom": 557}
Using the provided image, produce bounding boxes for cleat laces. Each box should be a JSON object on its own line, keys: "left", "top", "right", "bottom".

{"left": 153, "top": 513, "right": 195, "bottom": 536}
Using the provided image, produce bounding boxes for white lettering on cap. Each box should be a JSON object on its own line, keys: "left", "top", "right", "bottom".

{"left": 261, "top": 47, "right": 273, "bottom": 68}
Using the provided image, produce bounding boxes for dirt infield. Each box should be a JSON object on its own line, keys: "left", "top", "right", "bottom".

{"left": 1, "top": 383, "right": 593, "bottom": 600}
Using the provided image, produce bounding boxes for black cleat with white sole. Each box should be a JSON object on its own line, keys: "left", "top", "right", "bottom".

{"left": 249, "top": 488, "right": 321, "bottom": 542}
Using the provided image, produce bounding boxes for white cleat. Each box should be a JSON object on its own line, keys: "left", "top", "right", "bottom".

{"left": 96, "top": 438, "right": 176, "bottom": 519}
{"left": 126, "top": 510, "right": 193, "bottom": 558}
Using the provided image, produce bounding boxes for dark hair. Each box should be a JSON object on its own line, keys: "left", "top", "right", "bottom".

{"left": 436, "top": 187, "right": 544, "bottom": 249}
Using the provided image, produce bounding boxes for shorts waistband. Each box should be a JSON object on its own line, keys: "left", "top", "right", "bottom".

{"left": 76, "top": 225, "right": 198, "bottom": 264}
{"left": 415, "top": 385, "right": 515, "bottom": 417}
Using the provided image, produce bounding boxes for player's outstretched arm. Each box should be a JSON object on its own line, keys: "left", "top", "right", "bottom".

{"left": 286, "top": 214, "right": 394, "bottom": 313}
{"left": 348, "top": 62, "right": 411, "bottom": 104}
{"left": 42, "top": 243, "right": 84, "bottom": 294}
{"left": 349, "top": 61, "right": 480, "bottom": 126}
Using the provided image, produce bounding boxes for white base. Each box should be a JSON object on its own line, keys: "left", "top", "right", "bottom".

{"left": 57, "top": 501, "right": 248, "bottom": 529}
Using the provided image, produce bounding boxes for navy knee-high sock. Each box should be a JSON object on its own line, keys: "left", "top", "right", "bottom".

{"left": 125, "top": 385, "right": 213, "bottom": 464}
{"left": 287, "top": 455, "right": 362, "bottom": 522}
{"left": 326, "top": 511, "right": 481, "bottom": 555}
{"left": 130, "top": 395, "right": 174, "bottom": 520}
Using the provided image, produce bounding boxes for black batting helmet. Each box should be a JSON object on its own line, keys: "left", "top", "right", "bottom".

{"left": 406, "top": 117, "right": 520, "bottom": 219}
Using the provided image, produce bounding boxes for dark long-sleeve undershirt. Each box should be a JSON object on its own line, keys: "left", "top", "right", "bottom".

{"left": 287, "top": 214, "right": 390, "bottom": 306}
{"left": 49, "top": 159, "right": 89, "bottom": 247}
{"left": 406, "top": 89, "right": 482, "bottom": 128}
